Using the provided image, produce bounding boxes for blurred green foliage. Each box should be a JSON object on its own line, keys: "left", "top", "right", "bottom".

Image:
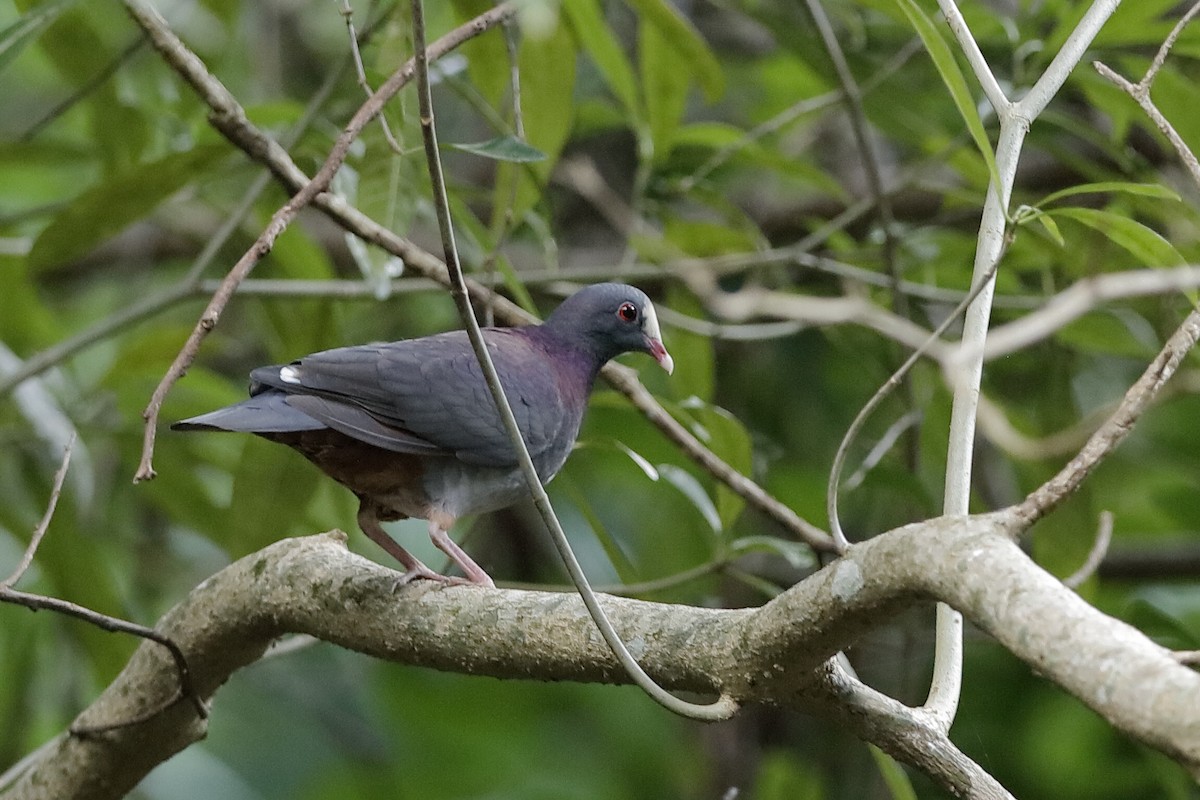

{"left": 3, "top": 0, "right": 1200, "bottom": 797}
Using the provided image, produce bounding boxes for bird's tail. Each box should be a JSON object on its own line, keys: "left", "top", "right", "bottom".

{"left": 171, "top": 391, "right": 324, "bottom": 434}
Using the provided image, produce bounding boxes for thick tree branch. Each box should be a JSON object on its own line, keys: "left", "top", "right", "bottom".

{"left": 807, "top": 663, "right": 1012, "bottom": 799}
{"left": 5, "top": 510, "right": 1199, "bottom": 799}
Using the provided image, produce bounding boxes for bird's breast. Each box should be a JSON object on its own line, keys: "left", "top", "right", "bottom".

{"left": 421, "top": 458, "right": 530, "bottom": 519}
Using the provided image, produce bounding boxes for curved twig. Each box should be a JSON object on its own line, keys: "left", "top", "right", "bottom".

{"left": 826, "top": 258, "right": 1000, "bottom": 550}
{"left": 1063, "top": 511, "right": 1114, "bottom": 590}
{"left": 408, "top": 0, "right": 736, "bottom": 722}
{"left": 2, "top": 434, "right": 75, "bottom": 587}
{"left": 0, "top": 437, "right": 206, "bottom": 724}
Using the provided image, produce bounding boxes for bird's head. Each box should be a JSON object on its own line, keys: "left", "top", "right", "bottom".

{"left": 543, "top": 283, "right": 674, "bottom": 374}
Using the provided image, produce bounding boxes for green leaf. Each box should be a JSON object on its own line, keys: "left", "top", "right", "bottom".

{"left": 27, "top": 142, "right": 230, "bottom": 271}
{"left": 639, "top": 15, "right": 690, "bottom": 160}
{"left": 730, "top": 536, "right": 816, "bottom": 571}
{"left": 491, "top": 253, "right": 540, "bottom": 314}
{"left": 563, "top": 0, "right": 640, "bottom": 116}
{"left": 257, "top": 222, "right": 337, "bottom": 358}
{"left": 16, "top": 1, "right": 101, "bottom": 86}
{"left": 451, "top": 0, "right": 509, "bottom": 104}
{"left": 0, "top": 256, "right": 61, "bottom": 350}
{"left": 221, "top": 438, "right": 322, "bottom": 555}
{"left": 1126, "top": 586, "right": 1200, "bottom": 650}
{"left": 869, "top": 745, "right": 919, "bottom": 800}
{"left": 658, "top": 464, "right": 721, "bottom": 532}
{"left": 895, "top": 0, "right": 1000, "bottom": 193}
{"left": 1047, "top": 207, "right": 1186, "bottom": 268}
{"left": 753, "top": 749, "right": 828, "bottom": 798}
{"left": 493, "top": 17, "right": 575, "bottom": 225}
{"left": 0, "top": 0, "right": 68, "bottom": 75}
{"left": 1036, "top": 212, "right": 1065, "bottom": 246}
{"left": 556, "top": 472, "right": 640, "bottom": 582}
{"left": 1054, "top": 311, "right": 1158, "bottom": 359}
{"left": 624, "top": 0, "right": 724, "bottom": 102}
{"left": 1037, "top": 181, "right": 1181, "bottom": 208}
{"left": 660, "top": 283, "right": 713, "bottom": 402}
{"left": 674, "top": 398, "right": 753, "bottom": 532}
{"left": 449, "top": 135, "right": 547, "bottom": 163}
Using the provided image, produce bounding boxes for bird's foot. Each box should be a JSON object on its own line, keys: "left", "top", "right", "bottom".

{"left": 389, "top": 564, "right": 494, "bottom": 591}
{"left": 462, "top": 570, "right": 495, "bottom": 589}
{"left": 390, "top": 563, "right": 454, "bottom": 591}
{"left": 426, "top": 519, "right": 496, "bottom": 588}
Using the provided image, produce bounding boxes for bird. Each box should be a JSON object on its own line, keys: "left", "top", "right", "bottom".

{"left": 172, "top": 283, "right": 674, "bottom": 588}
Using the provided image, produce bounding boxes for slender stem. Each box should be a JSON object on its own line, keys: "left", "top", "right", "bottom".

{"left": 936, "top": 0, "right": 1009, "bottom": 114}
{"left": 924, "top": 106, "right": 1025, "bottom": 734}
{"left": 2, "top": 435, "right": 75, "bottom": 587}
{"left": 336, "top": 0, "right": 404, "bottom": 153}
{"left": 1143, "top": 1, "right": 1200, "bottom": 87}
{"left": 0, "top": 587, "right": 207, "bottom": 721}
{"left": 409, "top": 0, "right": 735, "bottom": 721}
{"left": 828, "top": 260, "right": 999, "bottom": 550}
{"left": 924, "top": 0, "right": 1120, "bottom": 727}
{"left": 1017, "top": 0, "right": 1121, "bottom": 120}
{"left": 1063, "top": 511, "right": 1114, "bottom": 589}
{"left": 801, "top": 0, "right": 899, "bottom": 290}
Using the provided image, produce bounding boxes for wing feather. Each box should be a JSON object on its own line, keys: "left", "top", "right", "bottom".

{"left": 248, "top": 328, "right": 575, "bottom": 469}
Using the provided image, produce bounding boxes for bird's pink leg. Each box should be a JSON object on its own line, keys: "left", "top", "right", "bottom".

{"left": 427, "top": 515, "right": 496, "bottom": 588}
{"left": 357, "top": 504, "right": 455, "bottom": 587}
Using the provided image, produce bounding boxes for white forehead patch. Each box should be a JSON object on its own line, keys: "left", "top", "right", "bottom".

{"left": 279, "top": 365, "right": 302, "bottom": 385}
{"left": 641, "top": 300, "right": 664, "bottom": 341}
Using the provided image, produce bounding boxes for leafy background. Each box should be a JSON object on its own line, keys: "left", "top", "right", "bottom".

{"left": 3, "top": 0, "right": 1200, "bottom": 797}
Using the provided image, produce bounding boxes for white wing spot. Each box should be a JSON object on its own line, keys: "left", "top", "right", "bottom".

{"left": 279, "top": 366, "right": 302, "bottom": 385}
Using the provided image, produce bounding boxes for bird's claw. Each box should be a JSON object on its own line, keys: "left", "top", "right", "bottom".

{"left": 390, "top": 566, "right": 494, "bottom": 592}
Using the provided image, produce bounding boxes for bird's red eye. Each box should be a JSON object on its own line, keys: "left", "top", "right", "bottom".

{"left": 617, "top": 302, "right": 638, "bottom": 322}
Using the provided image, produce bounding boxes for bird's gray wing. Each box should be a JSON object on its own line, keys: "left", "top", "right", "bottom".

{"left": 249, "top": 329, "right": 572, "bottom": 468}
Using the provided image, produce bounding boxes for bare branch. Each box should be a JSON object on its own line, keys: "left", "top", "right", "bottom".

{"left": 1017, "top": 310, "right": 1200, "bottom": 524}
{"left": 684, "top": 273, "right": 948, "bottom": 357}
{"left": 981, "top": 266, "right": 1200, "bottom": 361}
{"left": 1017, "top": 0, "right": 1121, "bottom": 120}
{"left": 335, "top": 0, "right": 404, "bottom": 153}
{"left": 2, "top": 434, "right": 74, "bottom": 587}
{"left": 810, "top": 663, "right": 1014, "bottom": 799}
{"left": 936, "top": 0, "right": 1008, "bottom": 114}
{"left": 801, "top": 0, "right": 901, "bottom": 299}
{"left": 1129, "top": 0, "right": 1200, "bottom": 92}
{"left": 926, "top": 0, "right": 1119, "bottom": 729}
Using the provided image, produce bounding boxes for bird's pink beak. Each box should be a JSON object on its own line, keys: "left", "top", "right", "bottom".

{"left": 648, "top": 338, "right": 674, "bottom": 375}
{"left": 640, "top": 302, "right": 674, "bottom": 375}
